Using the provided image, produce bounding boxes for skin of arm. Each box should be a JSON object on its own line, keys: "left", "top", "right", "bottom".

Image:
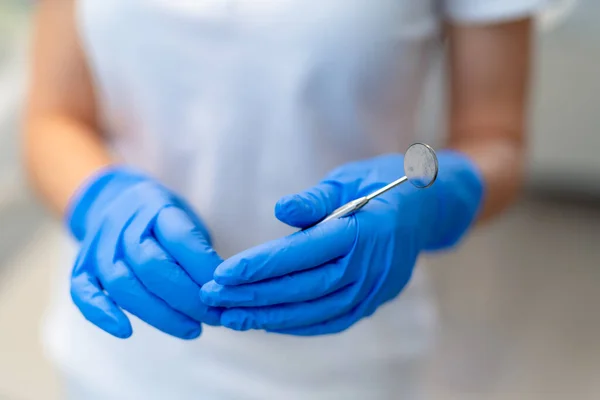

{"left": 446, "top": 18, "right": 533, "bottom": 222}
{"left": 23, "top": 0, "right": 112, "bottom": 216}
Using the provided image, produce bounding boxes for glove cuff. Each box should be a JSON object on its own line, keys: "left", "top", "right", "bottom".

{"left": 65, "top": 165, "right": 148, "bottom": 241}
{"left": 422, "top": 150, "right": 485, "bottom": 251}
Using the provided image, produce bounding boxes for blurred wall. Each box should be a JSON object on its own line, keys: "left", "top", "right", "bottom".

{"left": 529, "top": 0, "right": 600, "bottom": 198}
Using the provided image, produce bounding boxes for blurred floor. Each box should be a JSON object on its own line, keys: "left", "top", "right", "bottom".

{"left": 424, "top": 196, "right": 600, "bottom": 400}
{"left": 0, "top": 196, "right": 598, "bottom": 400}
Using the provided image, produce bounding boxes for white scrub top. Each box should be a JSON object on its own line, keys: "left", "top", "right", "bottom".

{"left": 43, "top": 1, "right": 544, "bottom": 399}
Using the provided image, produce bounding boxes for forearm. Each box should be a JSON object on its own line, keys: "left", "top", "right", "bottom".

{"left": 448, "top": 132, "right": 525, "bottom": 222}
{"left": 444, "top": 18, "right": 532, "bottom": 224}
{"left": 24, "top": 0, "right": 112, "bottom": 217}
{"left": 24, "top": 114, "right": 112, "bottom": 216}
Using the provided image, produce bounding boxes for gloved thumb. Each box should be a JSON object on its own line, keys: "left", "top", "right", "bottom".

{"left": 275, "top": 181, "right": 343, "bottom": 228}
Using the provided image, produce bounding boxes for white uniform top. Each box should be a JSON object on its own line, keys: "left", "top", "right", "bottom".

{"left": 43, "top": 1, "right": 544, "bottom": 399}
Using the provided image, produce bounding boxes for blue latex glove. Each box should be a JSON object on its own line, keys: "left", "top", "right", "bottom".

{"left": 67, "top": 167, "right": 223, "bottom": 339}
{"left": 201, "top": 151, "right": 484, "bottom": 336}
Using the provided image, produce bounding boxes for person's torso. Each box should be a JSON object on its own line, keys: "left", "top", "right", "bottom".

{"left": 44, "top": 1, "right": 443, "bottom": 398}
{"left": 80, "top": 0, "right": 441, "bottom": 254}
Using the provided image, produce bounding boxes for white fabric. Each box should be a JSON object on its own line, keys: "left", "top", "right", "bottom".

{"left": 43, "top": 1, "right": 543, "bottom": 399}
{"left": 443, "top": 0, "right": 548, "bottom": 23}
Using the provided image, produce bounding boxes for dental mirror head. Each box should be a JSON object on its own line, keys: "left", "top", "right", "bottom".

{"left": 310, "top": 142, "right": 439, "bottom": 227}
{"left": 404, "top": 143, "right": 438, "bottom": 189}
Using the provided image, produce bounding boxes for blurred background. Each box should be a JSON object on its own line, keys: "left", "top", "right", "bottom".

{"left": 0, "top": 0, "right": 598, "bottom": 399}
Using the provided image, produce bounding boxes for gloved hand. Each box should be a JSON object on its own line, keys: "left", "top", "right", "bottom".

{"left": 67, "top": 166, "right": 222, "bottom": 339}
{"left": 201, "top": 151, "right": 484, "bottom": 336}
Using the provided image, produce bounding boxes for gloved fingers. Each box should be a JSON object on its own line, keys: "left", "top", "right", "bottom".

{"left": 170, "top": 195, "right": 214, "bottom": 243}
{"left": 201, "top": 258, "right": 353, "bottom": 308}
{"left": 70, "top": 245, "right": 132, "bottom": 339}
{"left": 275, "top": 279, "right": 395, "bottom": 336}
{"left": 122, "top": 222, "right": 220, "bottom": 325}
{"left": 219, "top": 282, "right": 364, "bottom": 331}
{"left": 274, "top": 181, "right": 343, "bottom": 228}
{"left": 95, "top": 226, "right": 202, "bottom": 339}
{"left": 214, "top": 217, "right": 356, "bottom": 285}
{"left": 96, "top": 257, "right": 203, "bottom": 339}
{"left": 153, "top": 206, "right": 223, "bottom": 285}
{"left": 271, "top": 307, "right": 363, "bottom": 336}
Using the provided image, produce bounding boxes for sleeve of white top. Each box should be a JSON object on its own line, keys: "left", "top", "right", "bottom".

{"left": 442, "top": 0, "right": 549, "bottom": 23}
